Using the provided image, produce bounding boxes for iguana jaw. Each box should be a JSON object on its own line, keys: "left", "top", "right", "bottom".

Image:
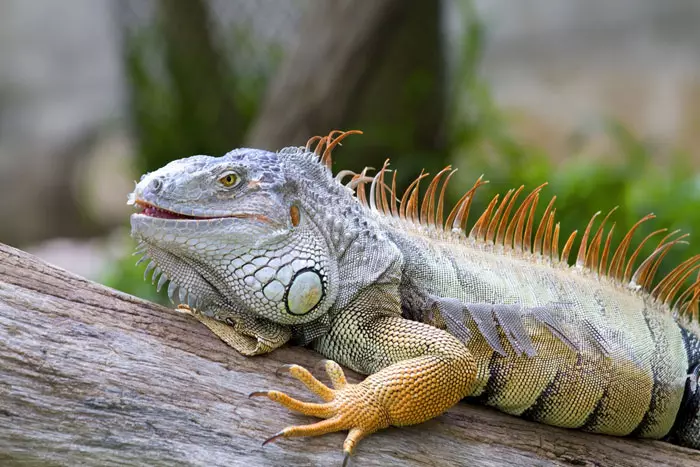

{"left": 131, "top": 198, "right": 278, "bottom": 225}
{"left": 132, "top": 199, "right": 197, "bottom": 220}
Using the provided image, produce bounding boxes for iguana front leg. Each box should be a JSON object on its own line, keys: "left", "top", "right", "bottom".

{"left": 251, "top": 291, "right": 478, "bottom": 462}
{"left": 177, "top": 305, "right": 291, "bottom": 356}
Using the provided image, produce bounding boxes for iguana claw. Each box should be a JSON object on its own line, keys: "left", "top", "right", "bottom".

{"left": 253, "top": 361, "right": 376, "bottom": 462}
{"left": 262, "top": 430, "right": 285, "bottom": 446}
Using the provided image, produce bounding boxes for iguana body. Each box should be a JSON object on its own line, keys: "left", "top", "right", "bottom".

{"left": 129, "top": 131, "right": 700, "bottom": 463}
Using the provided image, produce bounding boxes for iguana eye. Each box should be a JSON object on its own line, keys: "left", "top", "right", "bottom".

{"left": 219, "top": 173, "right": 239, "bottom": 187}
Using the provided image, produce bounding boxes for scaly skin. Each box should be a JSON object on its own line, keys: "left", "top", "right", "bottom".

{"left": 129, "top": 133, "right": 700, "bottom": 463}
{"left": 390, "top": 226, "right": 689, "bottom": 437}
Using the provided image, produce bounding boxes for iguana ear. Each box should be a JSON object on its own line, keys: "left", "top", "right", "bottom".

{"left": 667, "top": 365, "right": 700, "bottom": 448}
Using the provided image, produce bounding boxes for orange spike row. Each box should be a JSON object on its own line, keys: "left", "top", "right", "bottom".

{"left": 623, "top": 229, "right": 672, "bottom": 284}
{"left": 436, "top": 169, "right": 458, "bottom": 230}
{"left": 369, "top": 160, "right": 391, "bottom": 214}
{"left": 469, "top": 194, "right": 500, "bottom": 241}
{"left": 496, "top": 186, "right": 525, "bottom": 247}
{"left": 445, "top": 176, "right": 488, "bottom": 233}
{"left": 560, "top": 230, "right": 578, "bottom": 264}
{"left": 598, "top": 223, "right": 616, "bottom": 276}
{"left": 651, "top": 252, "right": 700, "bottom": 304}
{"left": 635, "top": 230, "right": 679, "bottom": 289}
{"left": 485, "top": 189, "right": 514, "bottom": 244}
{"left": 534, "top": 196, "right": 557, "bottom": 256}
{"left": 420, "top": 167, "right": 452, "bottom": 227}
{"left": 399, "top": 170, "right": 429, "bottom": 222}
{"left": 302, "top": 130, "right": 700, "bottom": 320}
{"left": 607, "top": 214, "right": 655, "bottom": 280}
{"left": 551, "top": 222, "right": 561, "bottom": 261}
{"left": 584, "top": 208, "right": 618, "bottom": 271}
{"left": 575, "top": 211, "right": 601, "bottom": 267}
{"left": 542, "top": 210, "right": 556, "bottom": 259}
{"left": 504, "top": 184, "right": 546, "bottom": 251}
{"left": 320, "top": 130, "right": 363, "bottom": 169}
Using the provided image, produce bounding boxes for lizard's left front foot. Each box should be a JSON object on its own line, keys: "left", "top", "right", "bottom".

{"left": 251, "top": 360, "right": 386, "bottom": 463}
{"left": 177, "top": 304, "right": 290, "bottom": 356}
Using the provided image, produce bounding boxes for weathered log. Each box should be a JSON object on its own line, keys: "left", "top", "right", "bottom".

{"left": 0, "top": 242, "right": 698, "bottom": 466}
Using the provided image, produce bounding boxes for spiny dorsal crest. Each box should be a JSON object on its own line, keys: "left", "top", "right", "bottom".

{"left": 304, "top": 130, "right": 700, "bottom": 322}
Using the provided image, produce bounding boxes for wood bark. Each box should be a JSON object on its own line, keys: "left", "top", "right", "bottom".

{"left": 0, "top": 242, "right": 698, "bottom": 466}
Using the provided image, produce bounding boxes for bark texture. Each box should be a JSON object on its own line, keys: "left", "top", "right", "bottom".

{"left": 0, "top": 242, "right": 698, "bottom": 466}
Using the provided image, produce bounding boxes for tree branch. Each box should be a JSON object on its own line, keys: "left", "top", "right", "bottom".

{"left": 0, "top": 242, "right": 697, "bottom": 466}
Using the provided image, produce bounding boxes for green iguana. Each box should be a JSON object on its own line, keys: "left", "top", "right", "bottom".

{"left": 128, "top": 130, "right": 700, "bottom": 464}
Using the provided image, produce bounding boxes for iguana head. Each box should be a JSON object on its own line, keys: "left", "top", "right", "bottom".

{"left": 129, "top": 147, "right": 342, "bottom": 326}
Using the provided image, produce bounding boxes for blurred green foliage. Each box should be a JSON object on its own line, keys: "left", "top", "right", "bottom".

{"left": 102, "top": 241, "right": 165, "bottom": 304}
{"left": 104, "top": 1, "right": 700, "bottom": 306}
{"left": 447, "top": 0, "right": 700, "bottom": 288}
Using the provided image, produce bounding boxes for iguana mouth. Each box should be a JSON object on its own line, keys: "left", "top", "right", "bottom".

{"left": 133, "top": 199, "right": 275, "bottom": 224}
{"left": 135, "top": 200, "right": 198, "bottom": 220}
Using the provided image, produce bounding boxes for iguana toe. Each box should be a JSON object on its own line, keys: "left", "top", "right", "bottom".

{"left": 253, "top": 362, "right": 385, "bottom": 460}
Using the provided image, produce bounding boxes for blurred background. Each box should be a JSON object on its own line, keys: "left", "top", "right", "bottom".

{"left": 1, "top": 0, "right": 699, "bottom": 304}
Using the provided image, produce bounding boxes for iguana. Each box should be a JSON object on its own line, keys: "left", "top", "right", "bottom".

{"left": 128, "top": 130, "right": 700, "bottom": 464}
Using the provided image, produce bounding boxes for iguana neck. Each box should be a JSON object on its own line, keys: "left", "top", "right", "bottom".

{"left": 279, "top": 147, "right": 404, "bottom": 313}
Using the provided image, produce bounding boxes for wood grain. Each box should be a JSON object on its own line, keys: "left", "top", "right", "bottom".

{"left": 0, "top": 242, "right": 698, "bottom": 466}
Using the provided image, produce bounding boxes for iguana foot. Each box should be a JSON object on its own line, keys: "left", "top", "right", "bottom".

{"left": 176, "top": 304, "right": 291, "bottom": 356}
{"left": 251, "top": 360, "right": 385, "bottom": 462}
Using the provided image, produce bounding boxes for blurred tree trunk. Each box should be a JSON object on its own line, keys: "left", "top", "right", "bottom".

{"left": 121, "top": 0, "right": 243, "bottom": 173}
{"left": 159, "top": 0, "right": 243, "bottom": 152}
{"left": 246, "top": 0, "right": 448, "bottom": 189}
